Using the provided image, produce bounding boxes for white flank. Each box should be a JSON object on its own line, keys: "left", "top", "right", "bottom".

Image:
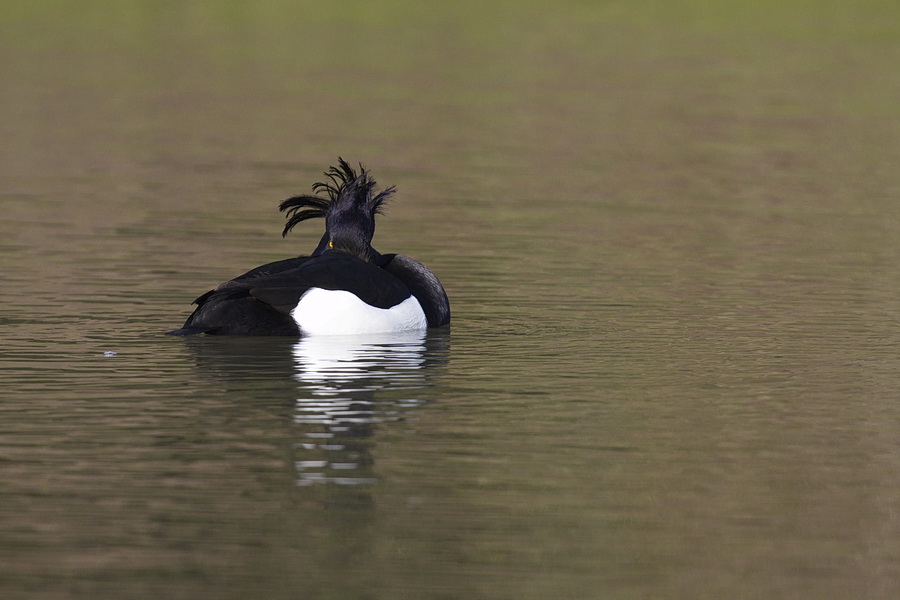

{"left": 291, "top": 288, "right": 427, "bottom": 336}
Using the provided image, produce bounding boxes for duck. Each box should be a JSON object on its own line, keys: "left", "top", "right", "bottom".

{"left": 166, "top": 159, "right": 450, "bottom": 336}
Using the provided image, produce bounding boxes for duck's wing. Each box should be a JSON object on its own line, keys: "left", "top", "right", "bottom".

{"left": 167, "top": 253, "right": 414, "bottom": 336}
{"left": 381, "top": 254, "right": 450, "bottom": 327}
{"left": 212, "top": 255, "right": 314, "bottom": 290}
{"left": 247, "top": 253, "right": 413, "bottom": 313}
{"left": 169, "top": 256, "right": 317, "bottom": 335}
{"left": 177, "top": 256, "right": 315, "bottom": 307}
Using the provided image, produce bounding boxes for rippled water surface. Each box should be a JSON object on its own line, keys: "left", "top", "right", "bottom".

{"left": 3, "top": 2, "right": 900, "bottom": 598}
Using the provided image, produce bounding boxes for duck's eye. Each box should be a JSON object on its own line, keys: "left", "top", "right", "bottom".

{"left": 328, "top": 240, "right": 333, "bottom": 248}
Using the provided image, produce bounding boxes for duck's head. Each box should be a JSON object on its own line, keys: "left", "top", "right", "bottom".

{"left": 279, "top": 158, "right": 394, "bottom": 263}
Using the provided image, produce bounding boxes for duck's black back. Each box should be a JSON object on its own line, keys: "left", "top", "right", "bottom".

{"left": 168, "top": 252, "right": 416, "bottom": 336}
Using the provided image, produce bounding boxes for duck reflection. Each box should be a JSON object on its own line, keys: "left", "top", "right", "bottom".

{"left": 174, "top": 330, "right": 448, "bottom": 488}
{"left": 291, "top": 330, "right": 448, "bottom": 486}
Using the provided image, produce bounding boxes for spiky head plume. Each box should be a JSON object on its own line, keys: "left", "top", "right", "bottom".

{"left": 279, "top": 158, "right": 394, "bottom": 238}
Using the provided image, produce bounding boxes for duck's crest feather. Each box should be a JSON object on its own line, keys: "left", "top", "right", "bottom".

{"left": 279, "top": 157, "right": 394, "bottom": 237}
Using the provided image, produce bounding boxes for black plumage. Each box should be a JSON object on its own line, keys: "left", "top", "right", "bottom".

{"left": 167, "top": 159, "right": 450, "bottom": 336}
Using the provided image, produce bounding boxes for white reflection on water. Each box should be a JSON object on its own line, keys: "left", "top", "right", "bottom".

{"left": 292, "top": 330, "right": 428, "bottom": 390}
{"left": 290, "top": 331, "right": 433, "bottom": 486}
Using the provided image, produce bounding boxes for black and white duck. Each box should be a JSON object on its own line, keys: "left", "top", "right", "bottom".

{"left": 167, "top": 159, "right": 450, "bottom": 336}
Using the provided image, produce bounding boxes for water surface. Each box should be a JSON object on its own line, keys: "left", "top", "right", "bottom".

{"left": 2, "top": 1, "right": 900, "bottom": 598}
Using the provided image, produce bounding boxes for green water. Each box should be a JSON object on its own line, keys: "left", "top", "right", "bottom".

{"left": 2, "top": 1, "right": 900, "bottom": 598}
